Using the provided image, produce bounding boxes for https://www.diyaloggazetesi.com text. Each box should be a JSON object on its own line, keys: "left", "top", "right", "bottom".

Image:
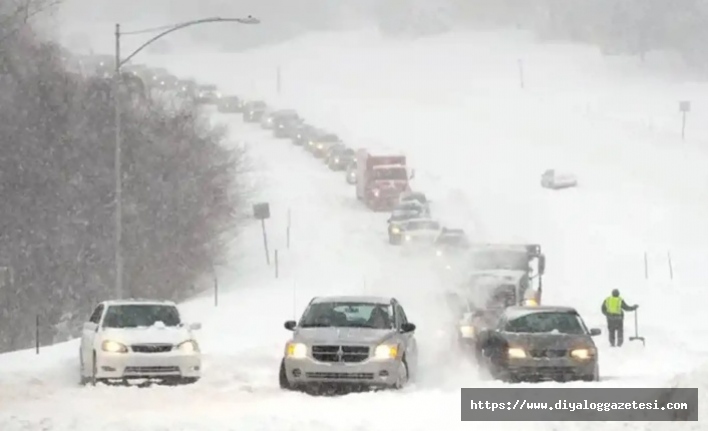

{"left": 460, "top": 388, "right": 697, "bottom": 421}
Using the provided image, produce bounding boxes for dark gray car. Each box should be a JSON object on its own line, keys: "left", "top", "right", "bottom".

{"left": 474, "top": 306, "right": 601, "bottom": 382}
{"left": 280, "top": 295, "right": 418, "bottom": 392}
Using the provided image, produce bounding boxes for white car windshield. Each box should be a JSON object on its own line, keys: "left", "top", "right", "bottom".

{"left": 505, "top": 312, "right": 586, "bottom": 335}
{"left": 299, "top": 302, "right": 394, "bottom": 329}
{"left": 470, "top": 250, "right": 529, "bottom": 271}
{"left": 102, "top": 304, "right": 181, "bottom": 328}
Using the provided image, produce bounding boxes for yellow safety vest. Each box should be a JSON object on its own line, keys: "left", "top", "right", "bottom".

{"left": 604, "top": 296, "right": 622, "bottom": 315}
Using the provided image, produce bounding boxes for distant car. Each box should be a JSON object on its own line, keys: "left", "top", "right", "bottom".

{"left": 274, "top": 116, "right": 303, "bottom": 138}
{"left": 345, "top": 161, "right": 357, "bottom": 184}
{"left": 262, "top": 109, "right": 299, "bottom": 130}
{"left": 217, "top": 96, "right": 242, "bottom": 113}
{"left": 399, "top": 191, "right": 428, "bottom": 207}
{"left": 291, "top": 123, "right": 317, "bottom": 146}
{"left": 393, "top": 200, "right": 429, "bottom": 218}
{"left": 176, "top": 79, "right": 197, "bottom": 98}
{"left": 196, "top": 85, "right": 221, "bottom": 104}
{"left": 387, "top": 204, "right": 426, "bottom": 245}
{"left": 280, "top": 295, "right": 418, "bottom": 392}
{"left": 541, "top": 169, "right": 577, "bottom": 190}
{"left": 79, "top": 299, "right": 202, "bottom": 386}
{"left": 327, "top": 147, "right": 356, "bottom": 171}
{"left": 400, "top": 218, "right": 443, "bottom": 249}
{"left": 243, "top": 101, "right": 267, "bottom": 122}
{"left": 474, "top": 306, "right": 600, "bottom": 382}
{"left": 434, "top": 228, "right": 470, "bottom": 270}
{"left": 307, "top": 132, "right": 342, "bottom": 158}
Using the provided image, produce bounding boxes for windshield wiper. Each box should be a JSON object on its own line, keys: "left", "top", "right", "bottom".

{"left": 300, "top": 323, "right": 334, "bottom": 328}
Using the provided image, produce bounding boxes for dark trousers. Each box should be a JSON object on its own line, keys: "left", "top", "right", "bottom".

{"left": 607, "top": 317, "right": 624, "bottom": 347}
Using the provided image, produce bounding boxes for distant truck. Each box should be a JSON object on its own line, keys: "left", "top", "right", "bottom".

{"left": 463, "top": 243, "right": 546, "bottom": 307}
{"left": 355, "top": 150, "right": 414, "bottom": 211}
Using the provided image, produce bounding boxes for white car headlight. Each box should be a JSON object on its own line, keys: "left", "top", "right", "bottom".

{"left": 374, "top": 344, "right": 398, "bottom": 359}
{"left": 317, "top": 144, "right": 323, "bottom": 149}
{"left": 391, "top": 227, "right": 400, "bottom": 234}
{"left": 101, "top": 340, "right": 128, "bottom": 353}
{"left": 177, "top": 340, "right": 200, "bottom": 353}
{"left": 372, "top": 189, "right": 380, "bottom": 197}
{"left": 334, "top": 158, "right": 339, "bottom": 163}
{"left": 459, "top": 325, "right": 475, "bottom": 338}
{"left": 286, "top": 342, "right": 307, "bottom": 358}
{"left": 405, "top": 235, "right": 412, "bottom": 241}
{"left": 436, "top": 249, "right": 443, "bottom": 256}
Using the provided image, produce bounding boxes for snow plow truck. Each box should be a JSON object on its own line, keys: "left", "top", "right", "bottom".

{"left": 356, "top": 149, "right": 414, "bottom": 211}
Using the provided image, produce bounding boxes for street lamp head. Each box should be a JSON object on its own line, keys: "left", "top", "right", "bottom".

{"left": 237, "top": 16, "right": 260, "bottom": 24}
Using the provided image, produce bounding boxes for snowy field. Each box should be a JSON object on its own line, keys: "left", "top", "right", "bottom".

{"left": 1, "top": 24, "right": 707, "bottom": 429}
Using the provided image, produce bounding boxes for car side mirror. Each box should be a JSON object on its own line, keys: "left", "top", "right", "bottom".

{"left": 284, "top": 320, "right": 297, "bottom": 331}
{"left": 589, "top": 328, "right": 601, "bottom": 336}
{"left": 189, "top": 323, "right": 202, "bottom": 330}
{"left": 401, "top": 322, "right": 416, "bottom": 333}
{"left": 538, "top": 255, "right": 546, "bottom": 275}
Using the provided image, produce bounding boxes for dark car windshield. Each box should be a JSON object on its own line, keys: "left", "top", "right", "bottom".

{"left": 299, "top": 302, "right": 394, "bottom": 329}
{"left": 505, "top": 312, "right": 586, "bottom": 335}
{"left": 406, "top": 220, "right": 440, "bottom": 230}
{"left": 470, "top": 250, "right": 529, "bottom": 271}
{"left": 102, "top": 304, "right": 181, "bottom": 328}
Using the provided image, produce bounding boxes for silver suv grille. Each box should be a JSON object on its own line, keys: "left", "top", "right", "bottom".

{"left": 312, "top": 345, "right": 369, "bottom": 363}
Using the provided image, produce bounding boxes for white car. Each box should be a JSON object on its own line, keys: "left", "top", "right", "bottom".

{"left": 79, "top": 299, "right": 202, "bottom": 386}
{"left": 541, "top": 169, "right": 577, "bottom": 190}
{"left": 400, "top": 218, "right": 443, "bottom": 250}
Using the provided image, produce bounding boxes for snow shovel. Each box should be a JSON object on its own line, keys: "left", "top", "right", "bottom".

{"left": 628, "top": 309, "right": 645, "bottom": 346}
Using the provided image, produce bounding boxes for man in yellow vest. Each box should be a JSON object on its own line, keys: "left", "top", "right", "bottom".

{"left": 600, "top": 289, "right": 638, "bottom": 347}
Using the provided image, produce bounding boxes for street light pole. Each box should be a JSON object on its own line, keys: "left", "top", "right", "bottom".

{"left": 114, "top": 23, "right": 123, "bottom": 300}
{"left": 112, "top": 16, "right": 259, "bottom": 299}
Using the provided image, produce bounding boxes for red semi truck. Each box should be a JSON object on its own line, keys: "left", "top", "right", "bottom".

{"left": 356, "top": 149, "right": 414, "bottom": 211}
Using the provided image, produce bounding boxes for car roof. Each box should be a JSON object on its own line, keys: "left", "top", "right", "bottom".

{"left": 504, "top": 306, "right": 579, "bottom": 319}
{"left": 311, "top": 295, "right": 393, "bottom": 305}
{"left": 373, "top": 164, "right": 405, "bottom": 169}
{"left": 102, "top": 299, "right": 177, "bottom": 307}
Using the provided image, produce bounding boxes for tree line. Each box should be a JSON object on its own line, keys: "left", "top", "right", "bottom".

{"left": 0, "top": 0, "right": 249, "bottom": 353}
{"left": 375, "top": 0, "right": 708, "bottom": 72}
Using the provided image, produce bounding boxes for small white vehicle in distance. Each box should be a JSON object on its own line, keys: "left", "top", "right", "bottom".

{"left": 541, "top": 169, "right": 578, "bottom": 190}
{"left": 400, "top": 218, "right": 443, "bottom": 251}
{"left": 79, "top": 299, "right": 202, "bottom": 386}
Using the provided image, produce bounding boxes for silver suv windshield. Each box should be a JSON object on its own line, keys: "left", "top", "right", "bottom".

{"left": 102, "top": 304, "right": 181, "bottom": 328}
{"left": 300, "top": 302, "right": 394, "bottom": 329}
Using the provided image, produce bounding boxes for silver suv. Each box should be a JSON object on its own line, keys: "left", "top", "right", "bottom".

{"left": 279, "top": 296, "right": 418, "bottom": 391}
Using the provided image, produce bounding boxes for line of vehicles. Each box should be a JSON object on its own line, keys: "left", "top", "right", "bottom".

{"left": 75, "top": 76, "right": 601, "bottom": 392}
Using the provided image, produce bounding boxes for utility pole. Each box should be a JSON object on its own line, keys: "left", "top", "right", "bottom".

{"left": 111, "top": 16, "right": 260, "bottom": 299}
